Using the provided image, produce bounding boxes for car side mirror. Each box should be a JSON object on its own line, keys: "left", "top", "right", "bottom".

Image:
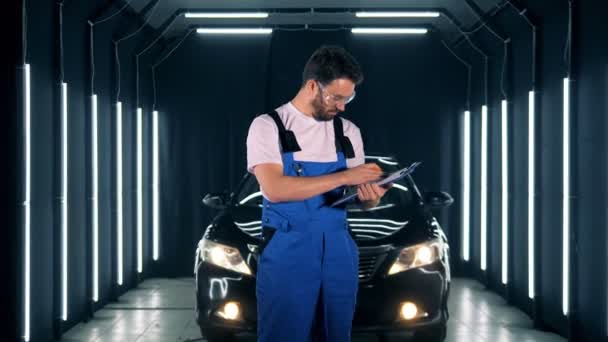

{"left": 424, "top": 191, "right": 454, "bottom": 209}
{"left": 202, "top": 192, "right": 228, "bottom": 210}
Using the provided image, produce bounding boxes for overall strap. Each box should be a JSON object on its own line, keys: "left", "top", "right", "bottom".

{"left": 267, "top": 110, "right": 301, "bottom": 153}
{"left": 333, "top": 117, "right": 355, "bottom": 159}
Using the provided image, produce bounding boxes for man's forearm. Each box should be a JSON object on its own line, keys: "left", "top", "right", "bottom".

{"left": 263, "top": 173, "right": 347, "bottom": 202}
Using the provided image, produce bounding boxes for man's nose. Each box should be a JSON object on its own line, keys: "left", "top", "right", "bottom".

{"left": 336, "top": 103, "right": 346, "bottom": 112}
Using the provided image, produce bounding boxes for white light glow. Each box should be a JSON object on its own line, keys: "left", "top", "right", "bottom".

{"left": 562, "top": 78, "right": 570, "bottom": 315}
{"left": 348, "top": 218, "right": 408, "bottom": 226}
{"left": 528, "top": 91, "right": 535, "bottom": 299}
{"left": 351, "top": 28, "right": 428, "bottom": 35}
{"left": 355, "top": 11, "right": 440, "bottom": 18}
{"left": 462, "top": 110, "right": 471, "bottom": 261}
{"left": 350, "top": 229, "right": 392, "bottom": 236}
{"left": 481, "top": 105, "right": 488, "bottom": 271}
{"left": 400, "top": 302, "right": 418, "bottom": 320}
{"left": 24, "top": 63, "right": 31, "bottom": 342}
{"left": 501, "top": 99, "right": 509, "bottom": 285}
{"left": 152, "top": 110, "right": 159, "bottom": 261}
{"left": 239, "top": 191, "right": 262, "bottom": 204}
{"left": 416, "top": 246, "right": 433, "bottom": 264}
{"left": 234, "top": 220, "right": 262, "bottom": 227}
{"left": 92, "top": 94, "right": 99, "bottom": 302}
{"left": 365, "top": 155, "right": 399, "bottom": 165}
{"left": 348, "top": 203, "right": 396, "bottom": 212}
{"left": 217, "top": 302, "right": 240, "bottom": 320}
{"left": 137, "top": 107, "right": 143, "bottom": 273}
{"left": 377, "top": 158, "right": 399, "bottom": 166}
{"left": 236, "top": 225, "right": 262, "bottom": 232}
{"left": 116, "top": 102, "right": 123, "bottom": 285}
{"left": 349, "top": 223, "right": 404, "bottom": 230}
{"left": 186, "top": 12, "right": 268, "bottom": 18}
{"left": 61, "top": 82, "right": 68, "bottom": 320}
{"left": 391, "top": 184, "right": 409, "bottom": 192}
{"left": 365, "top": 155, "right": 392, "bottom": 159}
{"left": 196, "top": 28, "right": 272, "bottom": 34}
{"left": 223, "top": 302, "right": 240, "bottom": 320}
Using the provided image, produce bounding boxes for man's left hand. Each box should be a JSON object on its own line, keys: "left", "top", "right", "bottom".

{"left": 357, "top": 183, "right": 391, "bottom": 209}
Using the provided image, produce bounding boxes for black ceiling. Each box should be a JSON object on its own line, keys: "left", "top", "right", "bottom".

{"left": 125, "top": 0, "right": 508, "bottom": 49}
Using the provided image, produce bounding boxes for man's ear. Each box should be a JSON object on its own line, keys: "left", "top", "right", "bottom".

{"left": 305, "top": 79, "right": 317, "bottom": 93}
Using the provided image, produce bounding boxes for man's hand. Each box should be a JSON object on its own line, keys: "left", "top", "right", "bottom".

{"left": 357, "top": 183, "right": 391, "bottom": 209}
{"left": 253, "top": 162, "right": 383, "bottom": 203}
{"left": 342, "top": 163, "right": 383, "bottom": 186}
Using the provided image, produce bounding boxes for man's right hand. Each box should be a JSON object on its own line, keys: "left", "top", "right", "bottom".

{"left": 253, "top": 162, "right": 383, "bottom": 203}
{"left": 342, "top": 163, "right": 384, "bottom": 186}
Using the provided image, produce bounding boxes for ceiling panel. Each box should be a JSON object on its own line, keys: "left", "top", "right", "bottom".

{"left": 125, "top": 0, "right": 505, "bottom": 55}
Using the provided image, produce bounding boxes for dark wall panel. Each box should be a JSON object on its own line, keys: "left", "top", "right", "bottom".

{"left": 7, "top": 0, "right": 21, "bottom": 340}
{"left": 28, "top": 0, "right": 56, "bottom": 340}
{"left": 449, "top": 1, "right": 608, "bottom": 340}
{"left": 156, "top": 34, "right": 271, "bottom": 276}
{"left": 502, "top": 18, "right": 534, "bottom": 310}
{"left": 22, "top": 0, "right": 155, "bottom": 340}
{"left": 470, "top": 106, "right": 482, "bottom": 273}
{"left": 63, "top": 0, "right": 90, "bottom": 328}
{"left": 572, "top": 0, "right": 608, "bottom": 340}
{"left": 529, "top": 0, "right": 570, "bottom": 334}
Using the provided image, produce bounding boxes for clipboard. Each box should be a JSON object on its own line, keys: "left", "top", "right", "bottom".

{"left": 330, "top": 161, "right": 422, "bottom": 207}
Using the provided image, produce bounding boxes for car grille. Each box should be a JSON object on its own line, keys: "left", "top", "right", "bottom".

{"left": 357, "top": 246, "right": 391, "bottom": 282}
{"left": 358, "top": 254, "right": 378, "bottom": 282}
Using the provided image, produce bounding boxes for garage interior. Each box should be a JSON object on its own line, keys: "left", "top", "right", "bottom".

{"left": 5, "top": 0, "right": 608, "bottom": 341}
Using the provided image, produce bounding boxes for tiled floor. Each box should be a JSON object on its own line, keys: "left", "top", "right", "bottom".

{"left": 60, "top": 277, "right": 566, "bottom": 342}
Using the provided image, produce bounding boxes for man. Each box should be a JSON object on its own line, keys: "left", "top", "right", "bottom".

{"left": 246, "top": 45, "right": 389, "bottom": 342}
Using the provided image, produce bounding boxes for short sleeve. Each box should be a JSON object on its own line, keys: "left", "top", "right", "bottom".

{"left": 344, "top": 123, "right": 365, "bottom": 168}
{"left": 246, "top": 115, "right": 283, "bottom": 173}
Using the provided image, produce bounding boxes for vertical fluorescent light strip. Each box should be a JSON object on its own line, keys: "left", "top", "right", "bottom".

{"left": 137, "top": 107, "right": 143, "bottom": 273}
{"left": 116, "top": 102, "right": 123, "bottom": 285}
{"left": 23, "top": 63, "right": 31, "bottom": 342}
{"left": 502, "top": 100, "right": 509, "bottom": 285}
{"left": 562, "top": 78, "right": 570, "bottom": 315}
{"left": 528, "top": 91, "right": 536, "bottom": 299}
{"left": 61, "top": 82, "right": 68, "bottom": 320}
{"left": 462, "top": 110, "right": 471, "bottom": 261}
{"left": 481, "top": 105, "right": 488, "bottom": 271}
{"left": 152, "top": 110, "right": 159, "bottom": 261}
{"left": 92, "top": 94, "right": 99, "bottom": 302}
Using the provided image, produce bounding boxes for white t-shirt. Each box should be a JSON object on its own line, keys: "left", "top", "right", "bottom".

{"left": 246, "top": 102, "right": 365, "bottom": 174}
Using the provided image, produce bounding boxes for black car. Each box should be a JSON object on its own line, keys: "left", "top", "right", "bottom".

{"left": 194, "top": 156, "right": 453, "bottom": 341}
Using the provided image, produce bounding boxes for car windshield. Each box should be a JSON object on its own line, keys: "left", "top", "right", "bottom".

{"left": 234, "top": 157, "right": 420, "bottom": 211}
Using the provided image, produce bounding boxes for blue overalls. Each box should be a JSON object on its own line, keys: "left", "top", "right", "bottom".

{"left": 256, "top": 110, "right": 359, "bottom": 342}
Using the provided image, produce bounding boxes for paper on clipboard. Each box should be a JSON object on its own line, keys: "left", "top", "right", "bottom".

{"left": 330, "top": 161, "right": 422, "bottom": 207}
{"left": 375, "top": 161, "right": 421, "bottom": 186}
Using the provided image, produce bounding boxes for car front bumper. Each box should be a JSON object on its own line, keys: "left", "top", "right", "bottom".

{"left": 195, "top": 260, "right": 449, "bottom": 334}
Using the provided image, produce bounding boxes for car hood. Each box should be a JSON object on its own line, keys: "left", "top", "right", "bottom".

{"left": 225, "top": 204, "right": 415, "bottom": 245}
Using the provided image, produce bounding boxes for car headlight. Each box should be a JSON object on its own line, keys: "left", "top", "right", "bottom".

{"left": 199, "top": 239, "right": 253, "bottom": 276}
{"left": 388, "top": 239, "right": 444, "bottom": 276}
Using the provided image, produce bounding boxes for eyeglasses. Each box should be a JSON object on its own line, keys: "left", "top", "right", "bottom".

{"left": 317, "top": 82, "right": 356, "bottom": 105}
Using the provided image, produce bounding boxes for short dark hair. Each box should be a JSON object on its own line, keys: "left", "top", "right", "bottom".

{"left": 302, "top": 45, "right": 364, "bottom": 86}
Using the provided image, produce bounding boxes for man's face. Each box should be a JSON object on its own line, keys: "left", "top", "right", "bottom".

{"left": 310, "top": 78, "right": 356, "bottom": 122}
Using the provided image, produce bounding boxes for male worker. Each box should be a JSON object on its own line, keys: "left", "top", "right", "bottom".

{"left": 246, "top": 45, "right": 389, "bottom": 342}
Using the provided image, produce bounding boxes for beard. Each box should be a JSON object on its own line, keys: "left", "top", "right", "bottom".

{"left": 311, "top": 93, "right": 338, "bottom": 122}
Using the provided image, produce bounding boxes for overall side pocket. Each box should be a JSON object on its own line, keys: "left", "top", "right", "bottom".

{"left": 259, "top": 226, "right": 277, "bottom": 257}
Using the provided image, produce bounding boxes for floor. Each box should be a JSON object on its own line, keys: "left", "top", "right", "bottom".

{"left": 60, "top": 277, "right": 566, "bottom": 342}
